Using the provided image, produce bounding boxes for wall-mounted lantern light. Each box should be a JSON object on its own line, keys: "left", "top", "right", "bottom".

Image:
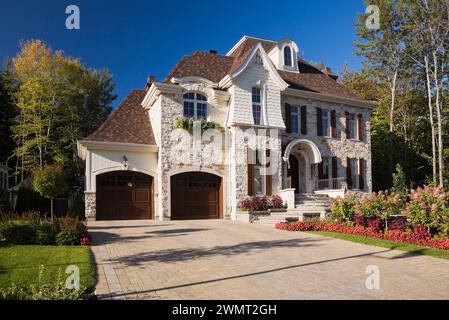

{"left": 122, "top": 155, "right": 128, "bottom": 169}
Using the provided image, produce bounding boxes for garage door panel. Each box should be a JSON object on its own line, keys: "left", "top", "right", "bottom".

{"left": 96, "top": 171, "right": 152, "bottom": 220}
{"left": 171, "top": 172, "right": 221, "bottom": 220}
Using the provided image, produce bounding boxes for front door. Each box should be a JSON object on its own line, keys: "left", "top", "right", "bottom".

{"left": 288, "top": 155, "right": 299, "bottom": 193}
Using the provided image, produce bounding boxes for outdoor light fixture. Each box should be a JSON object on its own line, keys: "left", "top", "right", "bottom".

{"left": 122, "top": 155, "right": 128, "bottom": 169}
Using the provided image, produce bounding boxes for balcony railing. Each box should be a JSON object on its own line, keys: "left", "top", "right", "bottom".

{"left": 315, "top": 177, "right": 345, "bottom": 190}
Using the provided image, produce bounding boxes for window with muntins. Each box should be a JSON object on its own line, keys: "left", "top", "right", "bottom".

{"left": 291, "top": 106, "right": 299, "bottom": 133}
{"left": 183, "top": 92, "right": 208, "bottom": 120}
{"left": 284, "top": 46, "right": 292, "bottom": 67}
{"left": 322, "top": 110, "right": 329, "bottom": 136}
{"left": 252, "top": 87, "right": 262, "bottom": 125}
{"left": 348, "top": 113, "right": 356, "bottom": 139}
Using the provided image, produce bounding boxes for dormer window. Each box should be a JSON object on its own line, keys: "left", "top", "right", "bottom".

{"left": 284, "top": 46, "right": 292, "bottom": 67}
{"left": 183, "top": 92, "right": 207, "bottom": 120}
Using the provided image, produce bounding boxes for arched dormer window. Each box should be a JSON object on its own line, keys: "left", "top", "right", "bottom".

{"left": 183, "top": 92, "right": 208, "bottom": 120}
{"left": 284, "top": 46, "right": 292, "bottom": 67}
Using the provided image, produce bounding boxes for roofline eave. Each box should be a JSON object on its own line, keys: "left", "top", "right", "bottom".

{"left": 283, "top": 87, "right": 376, "bottom": 109}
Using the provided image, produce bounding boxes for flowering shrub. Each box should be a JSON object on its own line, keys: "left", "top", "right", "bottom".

{"left": 355, "top": 191, "right": 404, "bottom": 226}
{"left": 275, "top": 221, "right": 449, "bottom": 251}
{"left": 330, "top": 193, "right": 360, "bottom": 222}
{"left": 269, "top": 195, "right": 284, "bottom": 209}
{"left": 330, "top": 185, "right": 449, "bottom": 236}
{"left": 239, "top": 195, "right": 285, "bottom": 211}
{"left": 405, "top": 186, "right": 449, "bottom": 237}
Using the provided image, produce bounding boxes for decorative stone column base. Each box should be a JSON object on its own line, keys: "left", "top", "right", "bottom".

{"left": 85, "top": 192, "right": 96, "bottom": 221}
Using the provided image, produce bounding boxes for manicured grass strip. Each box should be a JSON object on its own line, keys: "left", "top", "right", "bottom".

{"left": 0, "top": 245, "right": 96, "bottom": 290}
{"left": 305, "top": 231, "right": 449, "bottom": 260}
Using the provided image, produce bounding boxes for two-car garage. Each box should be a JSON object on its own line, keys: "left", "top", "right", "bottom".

{"left": 95, "top": 171, "right": 222, "bottom": 221}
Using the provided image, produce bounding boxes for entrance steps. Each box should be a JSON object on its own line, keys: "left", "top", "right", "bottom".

{"left": 252, "top": 193, "right": 331, "bottom": 226}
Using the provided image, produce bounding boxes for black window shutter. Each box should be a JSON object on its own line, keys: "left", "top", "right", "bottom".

{"left": 285, "top": 103, "right": 291, "bottom": 133}
{"left": 358, "top": 114, "right": 363, "bottom": 141}
{"left": 316, "top": 107, "right": 323, "bottom": 136}
{"left": 301, "top": 105, "right": 307, "bottom": 134}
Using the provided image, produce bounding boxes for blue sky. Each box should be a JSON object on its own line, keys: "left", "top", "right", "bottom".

{"left": 0, "top": 0, "right": 366, "bottom": 107}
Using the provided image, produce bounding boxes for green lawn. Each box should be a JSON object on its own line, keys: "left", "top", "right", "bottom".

{"left": 0, "top": 245, "right": 96, "bottom": 291}
{"left": 306, "top": 231, "right": 449, "bottom": 260}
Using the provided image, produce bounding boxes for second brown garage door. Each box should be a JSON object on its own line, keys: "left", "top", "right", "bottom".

{"left": 171, "top": 172, "right": 222, "bottom": 220}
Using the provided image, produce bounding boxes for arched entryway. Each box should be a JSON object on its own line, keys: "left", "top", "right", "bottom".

{"left": 96, "top": 171, "right": 153, "bottom": 220}
{"left": 171, "top": 172, "right": 222, "bottom": 220}
{"left": 283, "top": 139, "right": 322, "bottom": 194}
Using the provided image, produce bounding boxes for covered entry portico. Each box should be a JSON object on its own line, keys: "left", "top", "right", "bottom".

{"left": 282, "top": 139, "right": 322, "bottom": 194}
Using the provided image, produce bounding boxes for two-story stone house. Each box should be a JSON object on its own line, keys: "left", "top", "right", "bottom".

{"left": 78, "top": 36, "right": 374, "bottom": 221}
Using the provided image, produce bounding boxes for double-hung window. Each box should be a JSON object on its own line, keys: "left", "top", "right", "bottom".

{"left": 252, "top": 87, "right": 262, "bottom": 125}
{"left": 183, "top": 92, "right": 208, "bottom": 120}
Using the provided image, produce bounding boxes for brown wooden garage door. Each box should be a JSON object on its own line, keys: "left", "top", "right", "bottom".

{"left": 96, "top": 171, "right": 153, "bottom": 220}
{"left": 171, "top": 172, "right": 222, "bottom": 220}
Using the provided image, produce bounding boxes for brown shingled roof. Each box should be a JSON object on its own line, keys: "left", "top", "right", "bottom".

{"left": 83, "top": 90, "right": 156, "bottom": 145}
{"left": 164, "top": 51, "right": 234, "bottom": 83}
{"left": 163, "top": 37, "right": 363, "bottom": 101}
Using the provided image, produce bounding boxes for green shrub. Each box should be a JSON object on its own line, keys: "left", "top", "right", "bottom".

{"left": 34, "top": 222, "right": 55, "bottom": 245}
{"left": 174, "top": 117, "right": 222, "bottom": 134}
{"left": 0, "top": 221, "right": 36, "bottom": 244}
{"left": 56, "top": 230, "right": 81, "bottom": 246}
{"left": 54, "top": 216, "right": 86, "bottom": 246}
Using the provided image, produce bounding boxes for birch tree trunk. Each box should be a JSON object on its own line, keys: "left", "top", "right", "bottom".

{"left": 432, "top": 51, "right": 444, "bottom": 187}
{"left": 424, "top": 55, "right": 437, "bottom": 183}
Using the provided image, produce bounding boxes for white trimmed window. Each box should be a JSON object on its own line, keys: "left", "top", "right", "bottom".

{"left": 183, "top": 92, "right": 208, "bottom": 120}
{"left": 252, "top": 87, "right": 262, "bottom": 125}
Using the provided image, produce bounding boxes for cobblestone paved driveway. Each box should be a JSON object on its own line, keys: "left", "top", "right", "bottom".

{"left": 88, "top": 220, "right": 449, "bottom": 300}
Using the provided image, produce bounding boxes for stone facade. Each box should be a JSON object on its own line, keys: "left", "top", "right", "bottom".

{"left": 85, "top": 192, "right": 96, "bottom": 220}
{"left": 281, "top": 96, "right": 372, "bottom": 192}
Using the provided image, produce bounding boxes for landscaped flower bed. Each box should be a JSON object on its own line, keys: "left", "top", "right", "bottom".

{"left": 239, "top": 195, "right": 286, "bottom": 212}
{"left": 275, "top": 221, "right": 449, "bottom": 250}
{"left": 276, "top": 185, "right": 449, "bottom": 251}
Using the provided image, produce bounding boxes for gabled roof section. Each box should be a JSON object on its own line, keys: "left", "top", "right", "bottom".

{"left": 227, "top": 36, "right": 277, "bottom": 74}
{"left": 223, "top": 43, "right": 289, "bottom": 90}
{"left": 227, "top": 35, "right": 277, "bottom": 57}
{"left": 164, "top": 51, "right": 234, "bottom": 84}
{"left": 83, "top": 90, "right": 156, "bottom": 145}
